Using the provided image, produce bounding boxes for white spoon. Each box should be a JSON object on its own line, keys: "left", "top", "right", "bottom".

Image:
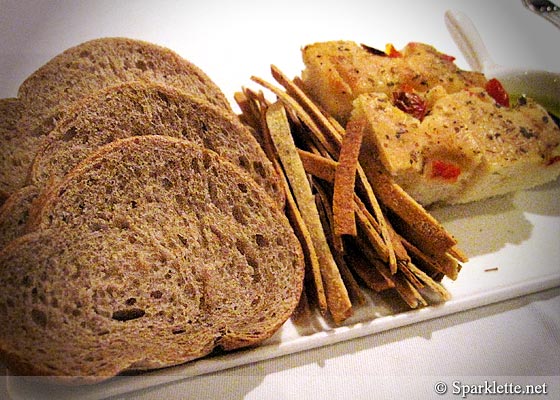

{"left": 445, "top": 9, "right": 560, "bottom": 117}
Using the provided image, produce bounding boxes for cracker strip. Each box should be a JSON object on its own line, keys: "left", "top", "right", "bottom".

{"left": 297, "top": 149, "right": 337, "bottom": 182}
{"left": 315, "top": 188, "right": 367, "bottom": 305}
{"left": 333, "top": 118, "right": 364, "bottom": 238}
{"left": 243, "top": 65, "right": 468, "bottom": 318}
{"left": 252, "top": 75, "right": 338, "bottom": 157}
{"left": 266, "top": 101, "right": 352, "bottom": 324}
{"left": 359, "top": 153, "right": 457, "bottom": 253}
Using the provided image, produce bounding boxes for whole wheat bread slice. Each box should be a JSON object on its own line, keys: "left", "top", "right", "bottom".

{"left": 3, "top": 135, "right": 303, "bottom": 383}
{"left": 29, "top": 80, "right": 283, "bottom": 207}
{"left": 2, "top": 37, "right": 232, "bottom": 198}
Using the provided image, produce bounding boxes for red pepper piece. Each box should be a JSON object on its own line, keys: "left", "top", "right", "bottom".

{"left": 430, "top": 160, "right": 461, "bottom": 182}
{"left": 485, "top": 78, "right": 510, "bottom": 107}
{"left": 439, "top": 53, "right": 456, "bottom": 62}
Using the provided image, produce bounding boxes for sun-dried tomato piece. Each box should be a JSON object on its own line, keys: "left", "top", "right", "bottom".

{"left": 485, "top": 78, "right": 510, "bottom": 107}
{"left": 361, "top": 43, "right": 387, "bottom": 56}
{"left": 392, "top": 91, "right": 427, "bottom": 120}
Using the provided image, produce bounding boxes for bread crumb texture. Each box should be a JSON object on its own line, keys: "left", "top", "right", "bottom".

{"left": 0, "top": 136, "right": 304, "bottom": 383}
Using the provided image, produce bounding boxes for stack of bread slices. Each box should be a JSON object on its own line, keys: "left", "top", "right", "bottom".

{"left": 0, "top": 38, "right": 304, "bottom": 384}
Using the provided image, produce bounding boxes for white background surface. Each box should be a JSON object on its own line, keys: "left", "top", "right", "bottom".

{"left": 1, "top": 0, "right": 559, "bottom": 399}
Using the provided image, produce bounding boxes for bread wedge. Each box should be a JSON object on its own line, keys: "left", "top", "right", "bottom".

{"left": 301, "top": 40, "right": 486, "bottom": 124}
{"left": 352, "top": 88, "right": 560, "bottom": 206}
{"left": 3, "top": 135, "right": 304, "bottom": 384}
{"left": 302, "top": 40, "right": 560, "bottom": 205}
{"left": 29, "top": 81, "right": 283, "bottom": 207}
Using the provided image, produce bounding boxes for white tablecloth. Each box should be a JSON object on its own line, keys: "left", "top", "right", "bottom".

{"left": 1, "top": 0, "right": 559, "bottom": 398}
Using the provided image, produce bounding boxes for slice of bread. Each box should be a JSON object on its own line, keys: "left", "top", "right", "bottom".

{"left": 29, "top": 81, "right": 283, "bottom": 207}
{"left": 2, "top": 37, "right": 232, "bottom": 198}
{"left": 0, "top": 227, "right": 219, "bottom": 383}
{"left": 3, "top": 135, "right": 303, "bottom": 383}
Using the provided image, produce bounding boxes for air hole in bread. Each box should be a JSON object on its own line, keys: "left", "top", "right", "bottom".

{"left": 247, "top": 256, "right": 260, "bottom": 282}
{"left": 202, "top": 152, "right": 212, "bottom": 170}
{"left": 176, "top": 234, "right": 188, "bottom": 247}
{"left": 174, "top": 194, "right": 186, "bottom": 207}
{"left": 135, "top": 60, "right": 148, "bottom": 72}
{"left": 236, "top": 238, "right": 248, "bottom": 255}
{"left": 232, "top": 205, "right": 247, "bottom": 225}
{"left": 238, "top": 155, "right": 250, "bottom": 169}
{"left": 114, "top": 216, "right": 130, "bottom": 230}
{"left": 202, "top": 134, "right": 215, "bottom": 152}
{"left": 31, "top": 308, "right": 47, "bottom": 328}
{"left": 208, "top": 180, "right": 219, "bottom": 205}
{"left": 162, "top": 177, "right": 173, "bottom": 189}
{"left": 198, "top": 121, "right": 208, "bottom": 133}
{"left": 112, "top": 308, "right": 145, "bottom": 321}
{"left": 125, "top": 297, "right": 137, "bottom": 306}
{"left": 22, "top": 275, "right": 33, "bottom": 287}
{"left": 255, "top": 234, "right": 268, "bottom": 247}
{"left": 61, "top": 126, "right": 78, "bottom": 142}
{"left": 253, "top": 161, "right": 266, "bottom": 178}
{"left": 210, "top": 225, "right": 225, "bottom": 242}
{"left": 150, "top": 290, "right": 163, "bottom": 299}
{"left": 237, "top": 183, "right": 248, "bottom": 193}
{"left": 171, "top": 327, "right": 186, "bottom": 335}
{"left": 156, "top": 90, "right": 170, "bottom": 105}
